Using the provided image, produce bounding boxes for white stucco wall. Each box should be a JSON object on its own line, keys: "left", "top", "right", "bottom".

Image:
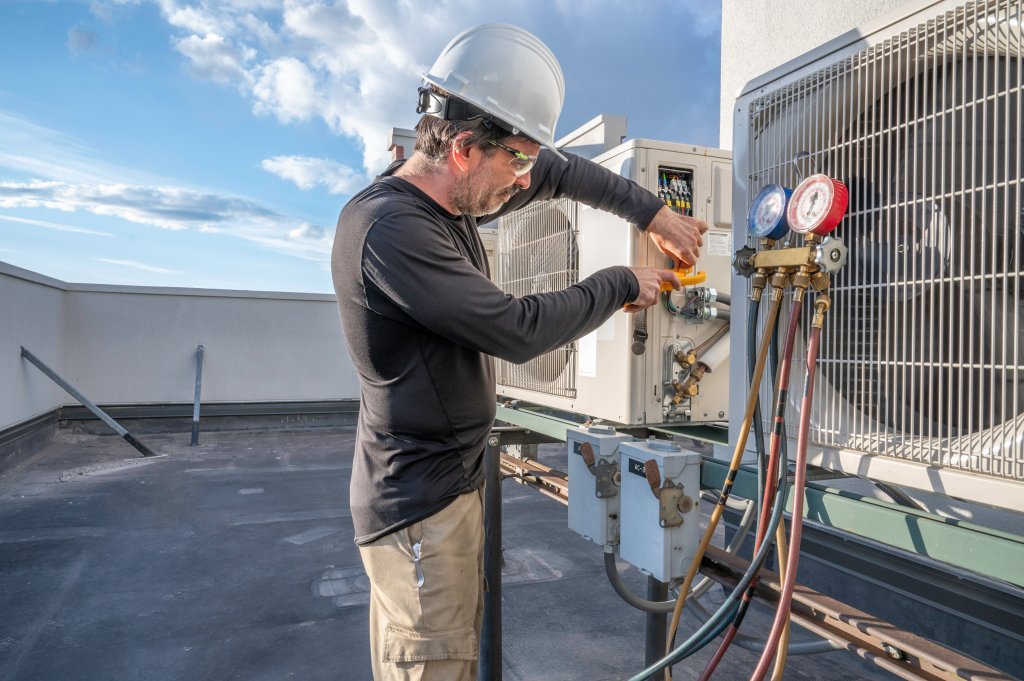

{"left": 719, "top": 0, "right": 910, "bottom": 149}
{"left": 1, "top": 262, "right": 358, "bottom": 432}
{"left": 1, "top": 264, "right": 69, "bottom": 428}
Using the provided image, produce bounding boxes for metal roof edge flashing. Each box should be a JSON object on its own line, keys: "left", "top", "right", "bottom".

{"left": 735, "top": 0, "right": 950, "bottom": 99}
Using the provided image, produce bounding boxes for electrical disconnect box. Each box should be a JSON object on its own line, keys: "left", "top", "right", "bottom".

{"left": 618, "top": 438, "right": 702, "bottom": 582}
{"left": 567, "top": 425, "right": 634, "bottom": 546}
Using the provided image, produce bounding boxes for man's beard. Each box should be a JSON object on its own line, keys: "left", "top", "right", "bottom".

{"left": 449, "top": 173, "right": 520, "bottom": 217}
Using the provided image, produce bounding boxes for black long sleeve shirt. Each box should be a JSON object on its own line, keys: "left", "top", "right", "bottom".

{"left": 332, "top": 150, "right": 663, "bottom": 544}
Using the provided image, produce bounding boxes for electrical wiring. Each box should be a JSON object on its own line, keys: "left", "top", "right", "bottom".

{"left": 662, "top": 281, "right": 785, "bottom": 675}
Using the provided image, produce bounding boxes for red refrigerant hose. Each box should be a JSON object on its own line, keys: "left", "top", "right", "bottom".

{"left": 748, "top": 312, "right": 825, "bottom": 681}
{"left": 696, "top": 297, "right": 803, "bottom": 681}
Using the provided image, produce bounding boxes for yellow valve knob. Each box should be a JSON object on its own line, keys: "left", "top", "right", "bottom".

{"left": 660, "top": 267, "right": 707, "bottom": 292}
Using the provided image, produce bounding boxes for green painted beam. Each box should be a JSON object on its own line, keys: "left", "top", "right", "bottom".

{"left": 701, "top": 457, "right": 1024, "bottom": 588}
{"left": 494, "top": 403, "right": 730, "bottom": 445}
{"left": 494, "top": 403, "right": 582, "bottom": 441}
{"left": 495, "top": 402, "right": 1024, "bottom": 588}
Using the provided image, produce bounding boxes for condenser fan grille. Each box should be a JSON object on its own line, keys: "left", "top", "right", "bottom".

{"left": 746, "top": 0, "right": 1023, "bottom": 482}
{"left": 494, "top": 198, "right": 580, "bottom": 397}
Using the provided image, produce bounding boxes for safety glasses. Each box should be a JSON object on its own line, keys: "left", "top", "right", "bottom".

{"left": 488, "top": 140, "right": 537, "bottom": 177}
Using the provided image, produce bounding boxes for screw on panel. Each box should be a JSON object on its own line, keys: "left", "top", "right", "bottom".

{"left": 881, "top": 643, "right": 906, "bottom": 661}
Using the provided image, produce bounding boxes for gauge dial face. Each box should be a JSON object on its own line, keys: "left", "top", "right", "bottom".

{"left": 747, "top": 184, "right": 790, "bottom": 239}
{"left": 788, "top": 174, "right": 848, "bottom": 235}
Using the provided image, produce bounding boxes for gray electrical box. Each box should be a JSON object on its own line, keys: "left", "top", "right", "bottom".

{"left": 618, "top": 439, "right": 702, "bottom": 582}
{"left": 567, "top": 425, "right": 634, "bottom": 546}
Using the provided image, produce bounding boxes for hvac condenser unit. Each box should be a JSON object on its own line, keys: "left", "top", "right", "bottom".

{"left": 494, "top": 139, "right": 733, "bottom": 426}
{"left": 730, "top": 0, "right": 1024, "bottom": 509}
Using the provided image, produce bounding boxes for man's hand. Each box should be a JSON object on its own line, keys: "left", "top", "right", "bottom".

{"left": 646, "top": 205, "right": 710, "bottom": 267}
{"left": 625, "top": 268, "right": 680, "bottom": 312}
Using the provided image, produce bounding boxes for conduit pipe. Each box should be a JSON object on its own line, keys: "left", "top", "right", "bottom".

{"left": 603, "top": 497, "right": 757, "bottom": 614}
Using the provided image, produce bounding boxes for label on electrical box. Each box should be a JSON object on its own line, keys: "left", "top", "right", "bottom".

{"left": 572, "top": 441, "right": 583, "bottom": 455}
{"left": 707, "top": 230, "right": 733, "bottom": 257}
{"left": 627, "top": 458, "right": 647, "bottom": 478}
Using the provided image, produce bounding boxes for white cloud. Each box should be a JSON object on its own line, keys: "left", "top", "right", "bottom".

{"left": 96, "top": 258, "right": 182, "bottom": 274}
{"left": 174, "top": 33, "right": 256, "bottom": 84}
{"left": 0, "top": 179, "right": 331, "bottom": 261}
{"left": 158, "top": 1, "right": 227, "bottom": 35}
{"left": 155, "top": 1, "right": 522, "bottom": 174}
{"left": 0, "top": 212, "right": 115, "bottom": 237}
{"left": 0, "top": 113, "right": 333, "bottom": 262}
{"left": 261, "top": 155, "right": 362, "bottom": 194}
{"left": 0, "top": 111, "right": 155, "bottom": 186}
{"left": 252, "top": 57, "right": 321, "bottom": 123}
{"left": 287, "top": 222, "right": 330, "bottom": 241}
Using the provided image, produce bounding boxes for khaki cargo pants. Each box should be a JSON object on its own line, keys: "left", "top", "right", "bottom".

{"left": 359, "top": 491, "right": 484, "bottom": 681}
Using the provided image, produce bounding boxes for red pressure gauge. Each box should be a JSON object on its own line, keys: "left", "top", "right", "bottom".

{"left": 787, "top": 174, "right": 849, "bottom": 235}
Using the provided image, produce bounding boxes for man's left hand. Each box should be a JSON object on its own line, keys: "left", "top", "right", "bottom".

{"left": 645, "top": 205, "right": 710, "bottom": 268}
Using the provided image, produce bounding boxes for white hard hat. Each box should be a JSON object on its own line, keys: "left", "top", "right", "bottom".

{"left": 419, "top": 23, "right": 567, "bottom": 160}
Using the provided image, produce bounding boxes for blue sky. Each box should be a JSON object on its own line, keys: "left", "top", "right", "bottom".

{"left": 0, "top": 1, "right": 721, "bottom": 293}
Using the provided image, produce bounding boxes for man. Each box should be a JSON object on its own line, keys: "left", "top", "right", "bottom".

{"left": 332, "top": 24, "right": 709, "bottom": 681}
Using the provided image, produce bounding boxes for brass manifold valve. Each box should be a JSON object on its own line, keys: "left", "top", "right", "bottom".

{"left": 733, "top": 234, "right": 848, "bottom": 281}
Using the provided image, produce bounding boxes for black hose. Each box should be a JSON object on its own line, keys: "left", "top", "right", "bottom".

{"left": 684, "top": 598, "right": 841, "bottom": 655}
{"left": 626, "top": 438, "right": 791, "bottom": 681}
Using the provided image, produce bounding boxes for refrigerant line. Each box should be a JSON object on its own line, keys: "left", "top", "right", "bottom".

{"left": 749, "top": 294, "right": 831, "bottom": 681}
{"left": 626, "top": 421, "right": 792, "bottom": 681}
{"left": 697, "top": 293, "right": 804, "bottom": 681}
{"left": 659, "top": 273, "right": 787, "bottom": 680}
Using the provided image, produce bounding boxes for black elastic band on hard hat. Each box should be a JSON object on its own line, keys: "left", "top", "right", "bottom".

{"left": 416, "top": 86, "right": 518, "bottom": 137}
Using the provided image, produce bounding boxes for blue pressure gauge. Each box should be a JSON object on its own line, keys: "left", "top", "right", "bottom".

{"left": 747, "top": 184, "right": 792, "bottom": 240}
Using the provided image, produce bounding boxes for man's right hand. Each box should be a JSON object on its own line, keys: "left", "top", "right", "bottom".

{"left": 624, "top": 268, "right": 680, "bottom": 313}
{"left": 645, "top": 205, "right": 709, "bottom": 267}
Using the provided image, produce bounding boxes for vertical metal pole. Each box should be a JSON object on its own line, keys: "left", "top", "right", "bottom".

{"left": 20, "top": 346, "right": 156, "bottom": 457}
{"left": 190, "top": 344, "right": 204, "bottom": 446}
{"left": 644, "top": 577, "right": 669, "bottom": 668}
{"left": 480, "top": 434, "right": 502, "bottom": 681}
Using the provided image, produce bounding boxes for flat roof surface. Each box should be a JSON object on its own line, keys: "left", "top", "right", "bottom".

{"left": 0, "top": 426, "right": 894, "bottom": 680}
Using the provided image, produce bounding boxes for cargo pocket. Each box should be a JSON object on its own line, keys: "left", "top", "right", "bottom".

{"left": 382, "top": 623, "right": 478, "bottom": 662}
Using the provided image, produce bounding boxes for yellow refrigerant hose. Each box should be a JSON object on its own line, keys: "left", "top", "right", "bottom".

{"left": 663, "top": 275, "right": 787, "bottom": 679}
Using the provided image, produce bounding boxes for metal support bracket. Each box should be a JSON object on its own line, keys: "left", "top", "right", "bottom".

{"left": 20, "top": 346, "right": 157, "bottom": 458}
